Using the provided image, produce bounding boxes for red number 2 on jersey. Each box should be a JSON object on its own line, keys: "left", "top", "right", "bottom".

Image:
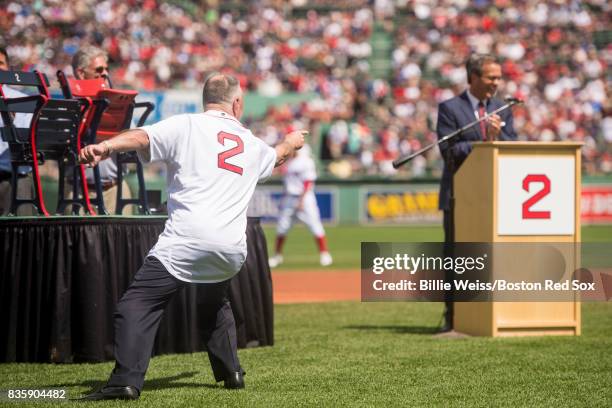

{"left": 217, "top": 131, "right": 244, "bottom": 175}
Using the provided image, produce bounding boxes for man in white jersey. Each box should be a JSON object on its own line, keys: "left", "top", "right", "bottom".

{"left": 77, "top": 73, "right": 305, "bottom": 400}
{"left": 268, "top": 144, "right": 332, "bottom": 268}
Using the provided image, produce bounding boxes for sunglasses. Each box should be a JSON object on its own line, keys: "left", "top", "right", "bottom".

{"left": 94, "top": 65, "right": 109, "bottom": 74}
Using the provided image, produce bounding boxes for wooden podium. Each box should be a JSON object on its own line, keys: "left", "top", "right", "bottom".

{"left": 453, "top": 141, "right": 582, "bottom": 336}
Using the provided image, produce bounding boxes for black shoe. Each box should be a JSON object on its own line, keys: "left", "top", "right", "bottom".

{"left": 224, "top": 371, "right": 245, "bottom": 389}
{"left": 78, "top": 385, "right": 140, "bottom": 401}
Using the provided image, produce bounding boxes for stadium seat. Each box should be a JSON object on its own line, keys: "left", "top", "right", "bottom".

{"left": 57, "top": 72, "right": 110, "bottom": 214}
{"left": 0, "top": 70, "right": 96, "bottom": 216}
{"left": 58, "top": 73, "right": 155, "bottom": 215}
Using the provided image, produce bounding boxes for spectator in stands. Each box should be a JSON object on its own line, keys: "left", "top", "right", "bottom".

{"left": 71, "top": 45, "right": 131, "bottom": 214}
{"left": 72, "top": 46, "right": 111, "bottom": 86}
{"left": 0, "top": 46, "right": 33, "bottom": 215}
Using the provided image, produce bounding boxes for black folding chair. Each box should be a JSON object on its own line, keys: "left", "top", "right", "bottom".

{"left": 116, "top": 98, "right": 155, "bottom": 215}
{"left": 0, "top": 70, "right": 94, "bottom": 215}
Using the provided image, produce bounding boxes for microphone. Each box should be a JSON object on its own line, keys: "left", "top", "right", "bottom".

{"left": 504, "top": 96, "right": 523, "bottom": 104}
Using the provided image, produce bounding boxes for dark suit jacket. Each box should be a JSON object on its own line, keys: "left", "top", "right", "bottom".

{"left": 437, "top": 91, "right": 517, "bottom": 210}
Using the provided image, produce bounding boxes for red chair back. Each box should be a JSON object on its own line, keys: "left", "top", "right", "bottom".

{"left": 65, "top": 77, "right": 137, "bottom": 141}
{"left": 67, "top": 77, "right": 110, "bottom": 97}
{"left": 65, "top": 77, "right": 138, "bottom": 140}
{"left": 96, "top": 89, "right": 138, "bottom": 141}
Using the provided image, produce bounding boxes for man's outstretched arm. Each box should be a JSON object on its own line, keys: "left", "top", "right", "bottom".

{"left": 79, "top": 129, "right": 150, "bottom": 167}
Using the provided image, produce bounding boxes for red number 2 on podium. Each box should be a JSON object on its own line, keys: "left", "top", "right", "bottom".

{"left": 522, "top": 174, "right": 551, "bottom": 219}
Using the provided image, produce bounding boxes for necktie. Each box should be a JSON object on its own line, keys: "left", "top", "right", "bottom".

{"left": 478, "top": 101, "right": 487, "bottom": 141}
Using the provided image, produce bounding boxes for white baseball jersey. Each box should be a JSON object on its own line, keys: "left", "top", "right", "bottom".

{"left": 276, "top": 146, "right": 325, "bottom": 237}
{"left": 283, "top": 145, "right": 317, "bottom": 195}
{"left": 139, "top": 110, "right": 276, "bottom": 283}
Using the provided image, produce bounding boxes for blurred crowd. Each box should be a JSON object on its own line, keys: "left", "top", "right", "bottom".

{"left": 1, "top": 0, "right": 610, "bottom": 177}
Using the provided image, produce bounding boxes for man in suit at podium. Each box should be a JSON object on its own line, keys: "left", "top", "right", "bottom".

{"left": 437, "top": 53, "right": 517, "bottom": 332}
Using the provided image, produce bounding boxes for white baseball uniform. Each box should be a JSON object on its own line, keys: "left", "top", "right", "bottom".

{"left": 139, "top": 109, "right": 276, "bottom": 283}
{"left": 276, "top": 146, "right": 325, "bottom": 237}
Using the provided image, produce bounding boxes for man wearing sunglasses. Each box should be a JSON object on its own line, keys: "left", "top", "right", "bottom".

{"left": 70, "top": 46, "right": 131, "bottom": 214}
{"left": 73, "top": 46, "right": 111, "bottom": 86}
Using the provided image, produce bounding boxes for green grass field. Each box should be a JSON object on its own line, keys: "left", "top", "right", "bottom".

{"left": 1, "top": 301, "right": 611, "bottom": 406}
{"left": 1, "top": 225, "right": 610, "bottom": 406}
{"left": 263, "top": 224, "right": 612, "bottom": 270}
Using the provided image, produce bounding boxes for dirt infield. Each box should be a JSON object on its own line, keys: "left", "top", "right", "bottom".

{"left": 272, "top": 268, "right": 612, "bottom": 303}
{"left": 272, "top": 270, "right": 361, "bottom": 304}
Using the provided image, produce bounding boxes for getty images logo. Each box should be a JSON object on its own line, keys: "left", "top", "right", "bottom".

{"left": 372, "top": 253, "right": 488, "bottom": 275}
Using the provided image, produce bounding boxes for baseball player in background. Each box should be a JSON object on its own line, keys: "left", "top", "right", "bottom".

{"left": 77, "top": 73, "right": 305, "bottom": 400}
{"left": 269, "top": 144, "right": 332, "bottom": 267}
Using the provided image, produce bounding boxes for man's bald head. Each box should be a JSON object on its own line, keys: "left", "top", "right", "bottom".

{"left": 202, "top": 72, "right": 244, "bottom": 119}
{"left": 203, "top": 73, "right": 241, "bottom": 105}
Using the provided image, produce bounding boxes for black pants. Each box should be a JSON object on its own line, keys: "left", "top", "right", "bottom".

{"left": 442, "top": 210, "right": 454, "bottom": 329}
{"left": 106, "top": 256, "right": 241, "bottom": 392}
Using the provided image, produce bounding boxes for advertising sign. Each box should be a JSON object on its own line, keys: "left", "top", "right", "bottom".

{"left": 248, "top": 186, "right": 337, "bottom": 224}
{"left": 581, "top": 185, "right": 612, "bottom": 224}
{"left": 361, "top": 186, "right": 441, "bottom": 224}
